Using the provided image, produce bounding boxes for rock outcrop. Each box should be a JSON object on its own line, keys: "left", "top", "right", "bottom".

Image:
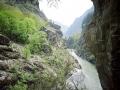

{"left": 0, "top": 35, "right": 20, "bottom": 60}
{"left": 0, "top": 35, "right": 57, "bottom": 90}
{"left": 83, "top": 0, "right": 120, "bottom": 89}
{"left": 45, "top": 22, "right": 63, "bottom": 47}
{"left": 0, "top": 36, "right": 19, "bottom": 89}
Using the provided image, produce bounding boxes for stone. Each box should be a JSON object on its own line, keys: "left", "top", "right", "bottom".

{"left": 3, "top": 51, "right": 20, "bottom": 59}
{"left": 0, "top": 61, "right": 9, "bottom": 70}
{"left": 0, "top": 35, "right": 10, "bottom": 46}
{"left": 23, "top": 64, "right": 34, "bottom": 72}
{"left": 0, "top": 55, "right": 9, "bottom": 60}
{"left": 0, "top": 71, "right": 15, "bottom": 85}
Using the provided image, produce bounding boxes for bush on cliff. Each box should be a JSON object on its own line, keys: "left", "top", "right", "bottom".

{"left": 0, "top": 3, "right": 47, "bottom": 44}
{"left": 0, "top": 3, "right": 50, "bottom": 55}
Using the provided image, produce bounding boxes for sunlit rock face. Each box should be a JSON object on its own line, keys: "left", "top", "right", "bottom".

{"left": 85, "top": 0, "right": 120, "bottom": 89}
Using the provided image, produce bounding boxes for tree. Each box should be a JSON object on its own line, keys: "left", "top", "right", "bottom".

{"left": 47, "top": 0, "right": 60, "bottom": 7}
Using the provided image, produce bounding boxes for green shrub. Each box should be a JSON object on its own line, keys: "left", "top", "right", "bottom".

{"left": 0, "top": 3, "right": 47, "bottom": 44}
{"left": 0, "top": 3, "right": 50, "bottom": 55}
{"left": 41, "top": 48, "right": 74, "bottom": 89}
{"left": 23, "top": 45, "right": 31, "bottom": 60}
{"left": 9, "top": 64, "right": 37, "bottom": 90}
{"left": 9, "top": 81, "right": 27, "bottom": 90}
{"left": 28, "top": 31, "right": 52, "bottom": 55}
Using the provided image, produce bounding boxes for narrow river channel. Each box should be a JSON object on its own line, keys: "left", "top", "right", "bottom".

{"left": 67, "top": 50, "right": 102, "bottom": 90}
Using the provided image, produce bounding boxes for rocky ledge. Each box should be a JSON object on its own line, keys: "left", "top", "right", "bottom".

{"left": 0, "top": 35, "right": 56, "bottom": 90}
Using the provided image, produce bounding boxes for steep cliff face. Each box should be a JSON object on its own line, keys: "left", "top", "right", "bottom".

{"left": 85, "top": 0, "right": 120, "bottom": 89}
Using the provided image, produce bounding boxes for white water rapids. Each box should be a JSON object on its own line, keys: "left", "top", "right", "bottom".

{"left": 66, "top": 50, "right": 103, "bottom": 90}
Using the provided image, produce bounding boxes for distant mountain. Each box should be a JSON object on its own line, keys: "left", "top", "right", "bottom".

{"left": 64, "top": 6, "right": 94, "bottom": 38}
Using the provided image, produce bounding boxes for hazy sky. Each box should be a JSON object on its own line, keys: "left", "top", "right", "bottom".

{"left": 39, "top": 0, "right": 93, "bottom": 26}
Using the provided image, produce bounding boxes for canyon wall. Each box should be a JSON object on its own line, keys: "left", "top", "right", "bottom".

{"left": 85, "top": 0, "right": 120, "bottom": 89}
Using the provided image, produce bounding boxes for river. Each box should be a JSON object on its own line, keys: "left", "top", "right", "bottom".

{"left": 66, "top": 50, "right": 102, "bottom": 90}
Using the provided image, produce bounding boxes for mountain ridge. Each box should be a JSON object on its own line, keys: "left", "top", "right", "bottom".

{"left": 64, "top": 6, "right": 94, "bottom": 38}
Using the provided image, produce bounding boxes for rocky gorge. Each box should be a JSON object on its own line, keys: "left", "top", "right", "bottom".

{"left": 0, "top": 0, "right": 120, "bottom": 90}
{"left": 81, "top": 0, "right": 120, "bottom": 90}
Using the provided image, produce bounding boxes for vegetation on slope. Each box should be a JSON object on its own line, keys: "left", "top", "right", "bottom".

{"left": 0, "top": 3, "right": 49, "bottom": 55}
{"left": 7, "top": 47, "right": 75, "bottom": 90}
{"left": 0, "top": 2, "right": 75, "bottom": 90}
{"left": 29, "top": 47, "right": 75, "bottom": 90}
